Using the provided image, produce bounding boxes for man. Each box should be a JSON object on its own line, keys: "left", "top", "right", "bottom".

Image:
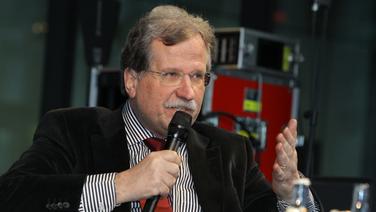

{"left": 0, "top": 5, "right": 320, "bottom": 212}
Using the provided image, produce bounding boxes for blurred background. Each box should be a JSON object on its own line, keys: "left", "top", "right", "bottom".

{"left": 0, "top": 0, "right": 375, "bottom": 209}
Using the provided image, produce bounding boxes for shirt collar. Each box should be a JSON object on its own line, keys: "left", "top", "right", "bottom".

{"left": 122, "top": 100, "right": 154, "bottom": 146}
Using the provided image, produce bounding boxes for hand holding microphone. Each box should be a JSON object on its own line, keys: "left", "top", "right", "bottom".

{"left": 143, "top": 111, "right": 192, "bottom": 212}
{"left": 114, "top": 111, "right": 192, "bottom": 207}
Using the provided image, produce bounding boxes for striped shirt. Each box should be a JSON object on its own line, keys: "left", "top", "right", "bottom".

{"left": 78, "top": 101, "right": 319, "bottom": 211}
{"left": 79, "top": 173, "right": 117, "bottom": 211}
{"left": 122, "top": 101, "right": 201, "bottom": 211}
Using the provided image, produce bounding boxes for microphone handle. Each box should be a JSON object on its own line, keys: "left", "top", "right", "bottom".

{"left": 166, "top": 133, "right": 180, "bottom": 151}
{"left": 143, "top": 195, "right": 160, "bottom": 212}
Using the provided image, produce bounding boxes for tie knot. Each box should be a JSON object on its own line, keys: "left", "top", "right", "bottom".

{"left": 144, "top": 137, "right": 166, "bottom": 151}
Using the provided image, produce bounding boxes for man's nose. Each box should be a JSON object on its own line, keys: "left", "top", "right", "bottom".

{"left": 175, "top": 75, "right": 195, "bottom": 100}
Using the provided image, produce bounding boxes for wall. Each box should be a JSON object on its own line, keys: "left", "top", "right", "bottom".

{"left": 274, "top": 0, "right": 375, "bottom": 177}
{"left": 0, "top": 0, "right": 47, "bottom": 174}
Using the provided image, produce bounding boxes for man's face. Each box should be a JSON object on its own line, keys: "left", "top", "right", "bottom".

{"left": 124, "top": 34, "right": 208, "bottom": 137}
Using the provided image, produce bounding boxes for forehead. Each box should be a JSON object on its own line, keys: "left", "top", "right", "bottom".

{"left": 149, "top": 35, "right": 209, "bottom": 71}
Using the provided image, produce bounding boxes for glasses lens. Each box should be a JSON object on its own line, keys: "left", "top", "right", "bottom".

{"left": 149, "top": 70, "right": 210, "bottom": 87}
{"left": 161, "top": 71, "right": 182, "bottom": 86}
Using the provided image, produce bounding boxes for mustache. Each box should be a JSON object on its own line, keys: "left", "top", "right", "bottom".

{"left": 164, "top": 99, "right": 197, "bottom": 111}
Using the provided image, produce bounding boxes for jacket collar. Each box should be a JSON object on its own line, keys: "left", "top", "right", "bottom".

{"left": 186, "top": 126, "right": 224, "bottom": 212}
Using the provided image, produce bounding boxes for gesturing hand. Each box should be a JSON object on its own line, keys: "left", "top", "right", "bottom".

{"left": 114, "top": 150, "right": 182, "bottom": 204}
{"left": 272, "top": 119, "right": 300, "bottom": 202}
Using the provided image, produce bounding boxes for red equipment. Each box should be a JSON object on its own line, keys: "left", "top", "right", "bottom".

{"left": 202, "top": 68, "right": 299, "bottom": 181}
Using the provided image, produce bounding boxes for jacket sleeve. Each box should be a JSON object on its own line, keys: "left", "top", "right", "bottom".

{"left": 242, "top": 136, "right": 279, "bottom": 212}
{"left": 0, "top": 110, "right": 87, "bottom": 212}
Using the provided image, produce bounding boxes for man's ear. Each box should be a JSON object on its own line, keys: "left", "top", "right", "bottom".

{"left": 123, "top": 68, "right": 138, "bottom": 98}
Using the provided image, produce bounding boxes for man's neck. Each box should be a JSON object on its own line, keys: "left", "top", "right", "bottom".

{"left": 127, "top": 99, "right": 166, "bottom": 138}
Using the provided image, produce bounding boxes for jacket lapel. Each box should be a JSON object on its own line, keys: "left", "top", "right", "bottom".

{"left": 90, "top": 108, "right": 130, "bottom": 173}
{"left": 90, "top": 108, "right": 132, "bottom": 211}
{"left": 186, "top": 128, "right": 224, "bottom": 212}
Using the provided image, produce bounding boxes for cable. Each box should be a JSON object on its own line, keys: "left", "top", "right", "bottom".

{"left": 199, "top": 111, "right": 261, "bottom": 149}
{"left": 304, "top": 0, "right": 330, "bottom": 177}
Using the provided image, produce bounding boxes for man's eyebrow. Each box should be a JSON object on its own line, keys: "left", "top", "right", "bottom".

{"left": 157, "top": 67, "right": 206, "bottom": 73}
{"left": 158, "top": 68, "right": 180, "bottom": 72}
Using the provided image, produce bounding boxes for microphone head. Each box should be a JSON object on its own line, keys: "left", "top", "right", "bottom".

{"left": 169, "top": 111, "right": 192, "bottom": 128}
{"left": 167, "top": 111, "right": 192, "bottom": 143}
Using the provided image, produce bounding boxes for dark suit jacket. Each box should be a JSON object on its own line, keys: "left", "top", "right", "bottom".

{"left": 0, "top": 107, "right": 278, "bottom": 212}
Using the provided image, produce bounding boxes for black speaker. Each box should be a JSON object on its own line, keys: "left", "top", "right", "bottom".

{"left": 78, "top": 0, "right": 120, "bottom": 66}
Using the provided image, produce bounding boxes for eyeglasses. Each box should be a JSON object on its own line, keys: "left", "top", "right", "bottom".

{"left": 146, "top": 70, "right": 211, "bottom": 87}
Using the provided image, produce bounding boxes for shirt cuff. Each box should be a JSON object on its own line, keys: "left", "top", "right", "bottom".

{"left": 276, "top": 190, "right": 320, "bottom": 212}
{"left": 78, "top": 173, "right": 117, "bottom": 212}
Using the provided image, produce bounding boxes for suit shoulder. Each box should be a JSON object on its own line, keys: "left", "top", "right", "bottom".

{"left": 42, "top": 107, "right": 112, "bottom": 122}
{"left": 36, "top": 107, "right": 117, "bottom": 135}
{"left": 43, "top": 106, "right": 112, "bottom": 117}
{"left": 193, "top": 121, "right": 248, "bottom": 145}
{"left": 192, "top": 122, "right": 255, "bottom": 164}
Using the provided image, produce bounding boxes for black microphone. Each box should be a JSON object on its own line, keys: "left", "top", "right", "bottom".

{"left": 143, "top": 111, "right": 192, "bottom": 212}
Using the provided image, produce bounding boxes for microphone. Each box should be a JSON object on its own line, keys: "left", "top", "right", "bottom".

{"left": 143, "top": 111, "right": 192, "bottom": 212}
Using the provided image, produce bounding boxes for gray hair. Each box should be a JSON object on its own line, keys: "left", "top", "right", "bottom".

{"left": 120, "top": 5, "right": 215, "bottom": 73}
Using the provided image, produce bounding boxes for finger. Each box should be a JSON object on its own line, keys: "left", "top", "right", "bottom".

{"left": 275, "top": 142, "right": 289, "bottom": 168}
{"left": 160, "top": 150, "right": 182, "bottom": 165}
{"left": 276, "top": 141, "right": 299, "bottom": 175}
{"left": 281, "top": 125, "right": 297, "bottom": 148}
{"left": 148, "top": 153, "right": 180, "bottom": 177}
{"left": 281, "top": 128, "right": 296, "bottom": 149}
{"left": 161, "top": 172, "right": 178, "bottom": 188}
{"left": 287, "top": 119, "right": 297, "bottom": 135}
{"left": 164, "top": 162, "right": 181, "bottom": 178}
{"left": 272, "top": 162, "right": 285, "bottom": 182}
{"left": 276, "top": 144, "right": 297, "bottom": 173}
{"left": 276, "top": 133, "right": 294, "bottom": 157}
{"left": 151, "top": 173, "right": 176, "bottom": 196}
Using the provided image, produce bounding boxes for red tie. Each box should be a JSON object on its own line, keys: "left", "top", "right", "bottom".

{"left": 144, "top": 137, "right": 167, "bottom": 151}
{"left": 141, "top": 137, "right": 172, "bottom": 212}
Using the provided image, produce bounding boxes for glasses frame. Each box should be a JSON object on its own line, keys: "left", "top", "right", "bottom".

{"left": 146, "top": 70, "right": 211, "bottom": 87}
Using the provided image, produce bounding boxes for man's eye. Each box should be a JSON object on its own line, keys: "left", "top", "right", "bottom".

{"left": 162, "top": 72, "right": 179, "bottom": 78}
{"left": 192, "top": 72, "right": 205, "bottom": 79}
